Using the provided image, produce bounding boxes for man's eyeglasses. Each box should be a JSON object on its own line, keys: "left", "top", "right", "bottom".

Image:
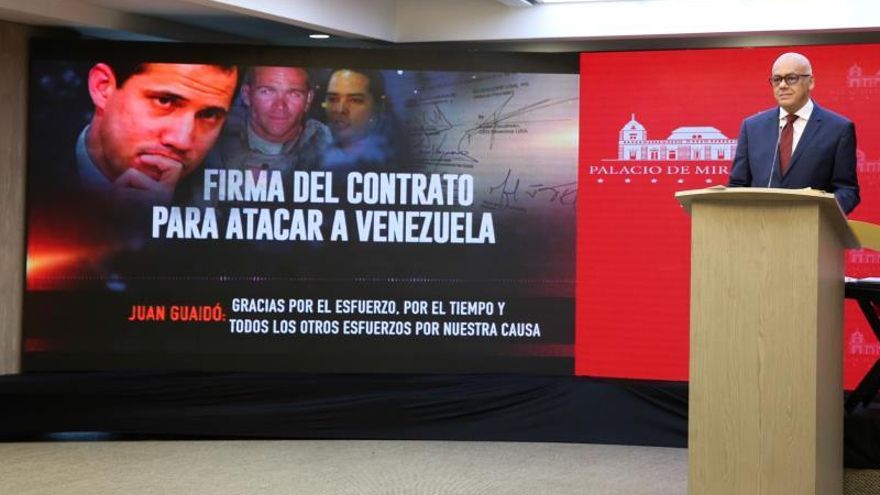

{"left": 769, "top": 74, "right": 812, "bottom": 86}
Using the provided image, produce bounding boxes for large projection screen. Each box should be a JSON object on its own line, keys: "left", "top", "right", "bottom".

{"left": 23, "top": 42, "right": 579, "bottom": 374}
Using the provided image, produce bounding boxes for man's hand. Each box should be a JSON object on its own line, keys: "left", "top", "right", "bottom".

{"left": 112, "top": 154, "right": 183, "bottom": 204}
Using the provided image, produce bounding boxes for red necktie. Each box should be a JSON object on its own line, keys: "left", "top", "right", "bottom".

{"left": 779, "top": 114, "right": 798, "bottom": 175}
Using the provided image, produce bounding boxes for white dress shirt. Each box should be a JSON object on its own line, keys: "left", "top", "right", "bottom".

{"left": 778, "top": 98, "right": 814, "bottom": 153}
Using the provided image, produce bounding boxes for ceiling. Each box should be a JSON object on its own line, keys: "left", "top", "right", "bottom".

{"left": 0, "top": 0, "right": 879, "bottom": 50}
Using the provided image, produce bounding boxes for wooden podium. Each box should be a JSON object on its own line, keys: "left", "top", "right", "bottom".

{"left": 676, "top": 188, "right": 858, "bottom": 495}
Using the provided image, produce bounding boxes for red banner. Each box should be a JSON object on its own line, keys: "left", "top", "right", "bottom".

{"left": 578, "top": 44, "right": 880, "bottom": 388}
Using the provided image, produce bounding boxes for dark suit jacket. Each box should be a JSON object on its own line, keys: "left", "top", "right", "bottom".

{"left": 728, "top": 102, "right": 860, "bottom": 214}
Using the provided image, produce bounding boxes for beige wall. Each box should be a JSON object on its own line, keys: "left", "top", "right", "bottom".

{"left": 0, "top": 20, "right": 29, "bottom": 374}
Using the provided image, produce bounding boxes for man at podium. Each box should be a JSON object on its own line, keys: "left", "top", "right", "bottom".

{"left": 728, "top": 52, "right": 860, "bottom": 214}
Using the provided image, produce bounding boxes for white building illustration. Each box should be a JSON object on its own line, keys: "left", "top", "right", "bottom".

{"left": 618, "top": 114, "right": 737, "bottom": 161}
{"left": 848, "top": 249, "right": 880, "bottom": 265}
{"left": 848, "top": 64, "right": 880, "bottom": 88}
{"left": 850, "top": 329, "right": 880, "bottom": 356}
{"left": 855, "top": 149, "right": 880, "bottom": 187}
{"left": 857, "top": 149, "right": 880, "bottom": 174}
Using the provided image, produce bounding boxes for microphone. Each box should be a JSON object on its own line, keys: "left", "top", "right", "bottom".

{"left": 766, "top": 119, "right": 783, "bottom": 188}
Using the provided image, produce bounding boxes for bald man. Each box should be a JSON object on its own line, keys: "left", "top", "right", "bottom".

{"left": 728, "top": 52, "right": 859, "bottom": 214}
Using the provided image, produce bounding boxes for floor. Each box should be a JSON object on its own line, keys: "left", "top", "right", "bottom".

{"left": 0, "top": 440, "right": 688, "bottom": 495}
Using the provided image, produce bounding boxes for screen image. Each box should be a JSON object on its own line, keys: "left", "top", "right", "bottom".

{"left": 23, "top": 45, "right": 579, "bottom": 374}
{"left": 577, "top": 44, "right": 880, "bottom": 388}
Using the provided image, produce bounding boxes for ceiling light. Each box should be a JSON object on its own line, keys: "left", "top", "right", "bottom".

{"left": 309, "top": 34, "right": 330, "bottom": 39}
{"left": 496, "top": 0, "right": 537, "bottom": 6}
{"left": 537, "top": 0, "right": 615, "bottom": 3}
